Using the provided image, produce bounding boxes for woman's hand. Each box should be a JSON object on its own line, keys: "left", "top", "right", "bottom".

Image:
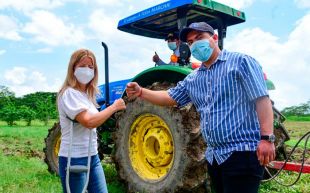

{"left": 111, "top": 99, "right": 126, "bottom": 112}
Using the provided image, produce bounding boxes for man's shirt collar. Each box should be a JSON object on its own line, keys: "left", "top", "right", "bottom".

{"left": 198, "top": 49, "right": 228, "bottom": 71}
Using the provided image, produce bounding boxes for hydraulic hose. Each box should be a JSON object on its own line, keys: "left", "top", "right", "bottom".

{"left": 262, "top": 131, "right": 310, "bottom": 186}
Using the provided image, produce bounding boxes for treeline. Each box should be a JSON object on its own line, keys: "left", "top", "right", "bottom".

{"left": 280, "top": 100, "right": 310, "bottom": 121}
{"left": 281, "top": 100, "right": 310, "bottom": 116}
{"left": 1, "top": 85, "right": 309, "bottom": 126}
{"left": 0, "top": 86, "right": 57, "bottom": 126}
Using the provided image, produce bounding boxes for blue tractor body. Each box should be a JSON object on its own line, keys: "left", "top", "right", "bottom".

{"left": 96, "top": 79, "right": 131, "bottom": 110}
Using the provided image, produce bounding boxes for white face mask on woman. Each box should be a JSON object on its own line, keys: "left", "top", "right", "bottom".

{"left": 74, "top": 67, "right": 94, "bottom": 84}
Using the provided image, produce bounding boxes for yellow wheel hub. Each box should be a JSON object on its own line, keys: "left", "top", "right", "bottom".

{"left": 129, "top": 114, "right": 174, "bottom": 180}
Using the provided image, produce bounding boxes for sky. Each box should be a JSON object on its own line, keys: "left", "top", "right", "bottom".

{"left": 0, "top": 0, "right": 309, "bottom": 110}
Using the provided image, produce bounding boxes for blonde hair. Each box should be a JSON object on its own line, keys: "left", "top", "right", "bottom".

{"left": 58, "top": 48, "right": 99, "bottom": 105}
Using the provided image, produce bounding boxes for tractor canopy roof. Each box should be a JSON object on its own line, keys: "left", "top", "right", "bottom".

{"left": 118, "top": 0, "right": 246, "bottom": 39}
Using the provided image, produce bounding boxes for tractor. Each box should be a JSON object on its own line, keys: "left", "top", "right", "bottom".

{"left": 44, "top": 0, "right": 290, "bottom": 192}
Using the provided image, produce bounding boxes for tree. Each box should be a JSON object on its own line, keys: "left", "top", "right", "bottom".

{"left": 0, "top": 85, "right": 15, "bottom": 109}
{"left": 19, "top": 105, "right": 36, "bottom": 126}
{"left": 281, "top": 100, "right": 310, "bottom": 116}
{"left": 36, "top": 96, "right": 56, "bottom": 125}
{"left": 0, "top": 87, "right": 58, "bottom": 125}
{"left": 0, "top": 86, "right": 19, "bottom": 125}
{"left": 21, "top": 92, "right": 58, "bottom": 125}
{"left": 21, "top": 92, "right": 58, "bottom": 116}
{"left": 0, "top": 85, "right": 15, "bottom": 98}
{"left": 0, "top": 102, "right": 21, "bottom": 126}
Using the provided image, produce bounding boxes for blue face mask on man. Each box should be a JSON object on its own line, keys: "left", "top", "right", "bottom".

{"left": 190, "top": 38, "right": 214, "bottom": 62}
{"left": 168, "top": 42, "right": 177, "bottom": 51}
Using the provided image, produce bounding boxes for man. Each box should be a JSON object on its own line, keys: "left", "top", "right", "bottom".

{"left": 153, "top": 32, "right": 181, "bottom": 66}
{"left": 127, "top": 22, "right": 275, "bottom": 193}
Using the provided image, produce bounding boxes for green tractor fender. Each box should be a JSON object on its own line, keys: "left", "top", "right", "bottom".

{"left": 125, "top": 65, "right": 276, "bottom": 93}
{"left": 122, "top": 65, "right": 193, "bottom": 96}
{"left": 266, "top": 78, "right": 275, "bottom": 90}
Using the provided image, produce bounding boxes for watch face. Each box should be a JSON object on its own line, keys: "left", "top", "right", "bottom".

{"left": 270, "top": 134, "right": 276, "bottom": 143}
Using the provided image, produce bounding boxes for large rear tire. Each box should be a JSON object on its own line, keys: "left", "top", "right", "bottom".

{"left": 114, "top": 88, "right": 209, "bottom": 193}
{"left": 43, "top": 122, "right": 61, "bottom": 175}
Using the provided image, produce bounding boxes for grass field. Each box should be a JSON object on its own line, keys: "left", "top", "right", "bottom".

{"left": 0, "top": 120, "right": 309, "bottom": 193}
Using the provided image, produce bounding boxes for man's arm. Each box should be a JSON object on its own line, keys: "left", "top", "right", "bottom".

{"left": 153, "top": 52, "right": 168, "bottom": 66}
{"left": 156, "top": 59, "right": 169, "bottom": 66}
{"left": 256, "top": 96, "right": 275, "bottom": 166}
{"left": 126, "top": 82, "right": 177, "bottom": 106}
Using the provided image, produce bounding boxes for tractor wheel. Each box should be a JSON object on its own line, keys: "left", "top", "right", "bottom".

{"left": 43, "top": 123, "right": 107, "bottom": 175}
{"left": 44, "top": 122, "right": 61, "bottom": 175}
{"left": 114, "top": 83, "right": 209, "bottom": 193}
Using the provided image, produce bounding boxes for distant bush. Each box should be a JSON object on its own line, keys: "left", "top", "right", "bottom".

{"left": 285, "top": 115, "right": 310, "bottom": 121}
{"left": 0, "top": 103, "right": 21, "bottom": 126}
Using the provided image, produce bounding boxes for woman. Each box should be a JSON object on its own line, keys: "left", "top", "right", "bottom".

{"left": 57, "top": 49, "right": 126, "bottom": 193}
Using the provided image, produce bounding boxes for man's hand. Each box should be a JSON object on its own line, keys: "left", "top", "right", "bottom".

{"left": 111, "top": 99, "right": 126, "bottom": 112}
{"left": 256, "top": 140, "right": 275, "bottom": 166}
{"left": 153, "top": 52, "right": 160, "bottom": 63}
{"left": 126, "top": 82, "right": 142, "bottom": 100}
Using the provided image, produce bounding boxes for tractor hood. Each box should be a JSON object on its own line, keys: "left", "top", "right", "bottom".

{"left": 118, "top": 0, "right": 246, "bottom": 39}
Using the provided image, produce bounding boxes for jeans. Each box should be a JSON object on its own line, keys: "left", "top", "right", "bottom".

{"left": 59, "top": 154, "right": 108, "bottom": 193}
{"left": 207, "top": 151, "right": 264, "bottom": 193}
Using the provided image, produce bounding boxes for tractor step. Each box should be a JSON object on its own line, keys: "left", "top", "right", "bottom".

{"left": 268, "top": 161, "right": 310, "bottom": 173}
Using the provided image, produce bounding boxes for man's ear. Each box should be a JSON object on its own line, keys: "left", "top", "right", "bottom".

{"left": 212, "top": 34, "right": 218, "bottom": 41}
{"left": 212, "top": 34, "right": 219, "bottom": 45}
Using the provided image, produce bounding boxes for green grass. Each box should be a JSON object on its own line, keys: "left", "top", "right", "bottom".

{"left": 259, "top": 171, "right": 310, "bottom": 193}
{"left": 0, "top": 152, "right": 61, "bottom": 193}
{"left": 285, "top": 139, "right": 310, "bottom": 149}
{"left": 283, "top": 121, "right": 310, "bottom": 149}
{"left": 0, "top": 120, "right": 125, "bottom": 193}
{"left": 0, "top": 120, "right": 61, "bottom": 193}
{"left": 259, "top": 120, "right": 310, "bottom": 193}
{"left": 0, "top": 120, "right": 309, "bottom": 193}
{"left": 283, "top": 121, "right": 310, "bottom": 139}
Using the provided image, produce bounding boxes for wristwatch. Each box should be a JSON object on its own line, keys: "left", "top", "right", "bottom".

{"left": 261, "top": 134, "right": 276, "bottom": 143}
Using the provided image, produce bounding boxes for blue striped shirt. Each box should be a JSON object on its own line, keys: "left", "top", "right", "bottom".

{"left": 168, "top": 50, "right": 268, "bottom": 165}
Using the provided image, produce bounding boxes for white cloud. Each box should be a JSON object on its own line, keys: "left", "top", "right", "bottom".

{"left": 0, "top": 0, "right": 62, "bottom": 12}
{"left": 89, "top": 9, "right": 118, "bottom": 37}
{"left": 0, "top": 0, "right": 86, "bottom": 13}
{"left": 294, "top": 0, "right": 310, "bottom": 9}
{"left": 216, "top": 0, "right": 255, "bottom": 9}
{"left": 29, "top": 71, "right": 47, "bottom": 82}
{"left": 94, "top": 0, "right": 123, "bottom": 7}
{"left": 0, "top": 15, "right": 22, "bottom": 41}
{"left": 4, "top": 67, "right": 27, "bottom": 85}
{"left": 225, "top": 13, "right": 310, "bottom": 109}
{"left": 23, "top": 10, "right": 86, "bottom": 46}
{"left": 3, "top": 67, "right": 61, "bottom": 97}
{"left": 0, "top": 49, "right": 6, "bottom": 55}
